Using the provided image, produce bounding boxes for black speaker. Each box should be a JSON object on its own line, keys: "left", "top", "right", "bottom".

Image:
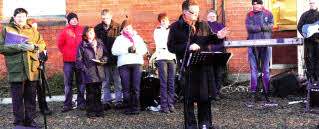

{"left": 310, "top": 83, "right": 319, "bottom": 107}
{"left": 270, "top": 71, "right": 300, "bottom": 97}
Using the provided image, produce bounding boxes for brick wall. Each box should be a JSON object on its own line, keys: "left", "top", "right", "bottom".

{"left": 0, "top": 0, "right": 288, "bottom": 78}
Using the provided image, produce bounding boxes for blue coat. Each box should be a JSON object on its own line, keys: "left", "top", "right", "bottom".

{"left": 245, "top": 9, "right": 274, "bottom": 40}
{"left": 76, "top": 39, "right": 108, "bottom": 84}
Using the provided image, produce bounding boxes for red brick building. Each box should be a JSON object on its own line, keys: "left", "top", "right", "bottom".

{"left": 0, "top": 0, "right": 298, "bottom": 78}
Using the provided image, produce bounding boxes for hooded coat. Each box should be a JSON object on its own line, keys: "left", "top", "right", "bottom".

{"left": 0, "top": 22, "right": 46, "bottom": 82}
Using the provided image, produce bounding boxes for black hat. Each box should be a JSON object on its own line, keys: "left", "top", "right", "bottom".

{"left": 252, "top": 0, "right": 263, "bottom": 5}
{"left": 66, "top": 12, "right": 78, "bottom": 23}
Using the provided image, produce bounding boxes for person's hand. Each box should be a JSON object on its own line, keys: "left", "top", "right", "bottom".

{"left": 128, "top": 46, "right": 136, "bottom": 53}
{"left": 189, "top": 43, "right": 200, "bottom": 51}
{"left": 217, "top": 27, "right": 230, "bottom": 39}
{"left": 18, "top": 42, "right": 35, "bottom": 51}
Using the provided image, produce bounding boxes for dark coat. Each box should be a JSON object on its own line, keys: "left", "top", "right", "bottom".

{"left": 168, "top": 15, "right": 219, "bottom": 60}
{"left": 94, "top": 20, "right": 121, "bottom": 65}
{"left": 245, "top": 9, "right": 274, "bottom": 40}
{"left": 297, "top": 9, "right": 319, "bottom": 43}
{"left": 76, "top": 39, "right": 108, "bottom": 84}
{"left": 167, "top": 15, "right": 219, "bottom": 100}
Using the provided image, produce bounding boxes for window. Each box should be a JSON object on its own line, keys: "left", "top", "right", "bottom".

{"left": 264, "top": 0, "right": 297, "bottom": 31}
{"left": 3, "top": 0, "right": 66, "bottom": 17}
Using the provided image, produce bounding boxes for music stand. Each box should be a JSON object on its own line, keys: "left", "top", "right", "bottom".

{"left": 186, "top": 52, "right": 231, "bottom": 66}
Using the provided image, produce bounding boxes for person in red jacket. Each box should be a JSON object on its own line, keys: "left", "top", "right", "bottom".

{"left": 58, "top": 12, "right": 85, "bottom": 112}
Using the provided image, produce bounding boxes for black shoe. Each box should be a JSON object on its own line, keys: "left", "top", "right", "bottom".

{"left": 160, "top": 109, "right": 169, "bottom": 114}
{"left": 25, "top": 121, "right": 43, "bottom": 128}
{"left": 114, "top": 103, "right": 124, "bottom": 109}
{"left": 131, "top": 109, "right": 140, "bottom": 115}
{"left": 41, "top": 109, "right": 53, "bottom": 115}
{"left": 104, "top": 103, "right": 112, "bottom": 111}
{"left": 61, "top": 107, "right": 73, "bottom": 113}
{"left": 86, "top": 113, "right": 96, "bottom": 118}
{"left": 213, "top": 96, "right": 222, "bottom": 101}
{"left": 77, "top": 106, "right": 86, "bottom": 110}
{"left": 95, "top": 113, "right": 104, "bottom": 118}
{"left": 169, "top": 106, "right": 175, "bottom": 113}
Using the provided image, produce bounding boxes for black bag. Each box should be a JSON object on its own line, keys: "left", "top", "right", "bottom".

{"left": 270, "top": 71, "right": 300, "bottom": 97}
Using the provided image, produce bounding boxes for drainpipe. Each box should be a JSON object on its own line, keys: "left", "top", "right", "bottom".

{"left": 222, "top": 0, "right": 225, "bottom": 26}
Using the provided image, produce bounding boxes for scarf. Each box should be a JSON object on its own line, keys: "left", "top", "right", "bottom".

{"left": 122, "top": 31, "right": 134, "bottom": 46}
{"left": 183, "top": 14, "right": 197, "bottom": 34}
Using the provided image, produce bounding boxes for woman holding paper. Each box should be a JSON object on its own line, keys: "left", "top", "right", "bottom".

{"left": 76, "top": 26, "right": 108, "bottom": 118}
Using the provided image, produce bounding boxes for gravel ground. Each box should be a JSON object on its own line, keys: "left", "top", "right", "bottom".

{"left": 0, "top": 91, "right": 319, "bottom": 129}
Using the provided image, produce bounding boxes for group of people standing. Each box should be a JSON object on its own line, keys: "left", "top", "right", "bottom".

{"left": 0, "top": 0, "right": 284, "bottom": 128}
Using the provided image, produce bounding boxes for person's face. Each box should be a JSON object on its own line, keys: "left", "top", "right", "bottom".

{"left": 69, "top": 17, "right": 78, "bottom": 26}
{"left": 123, "top": 25, "right": 134, "bottom": 36}
{"left": 31, "top": 23, "right": 38, "bottom": 30}
{"left": 309, "top": 0, "right": 318, "bottom": 10}
{"left": 14, "top": 13, "right": 28, "bottom": 27}
{"left": 207, "top": 12, "right": 217, "bottom": 22}
{"left": 87, "top": 28, "right": 95, "bottom": 41}
{"left": 184, "top": 5, "right": 200, "bottom": 21}
{"left": 160, "top": 17, "right": 170, "bottom": 28}
{"left": 252, "top": 3, "right": 262, "bottom": 10}
{"left": 102, "top": 12, "right": 112, "bottom": 25}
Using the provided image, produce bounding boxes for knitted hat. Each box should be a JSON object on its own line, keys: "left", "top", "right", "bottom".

{"left": 252, "top": 0, "right": 263, "bottom": 5}
{"left": 66, "top": 12, "right": 78, "bottom": 23}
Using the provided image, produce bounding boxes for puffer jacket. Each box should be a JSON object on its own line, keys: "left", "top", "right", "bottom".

{"left": 0, "top": 22, "right": 46, "bottom": 82}
{"left": 58, "top": 24, "right": 84, "bottom": 62}
{"left": 76, "top": 39, "right": 107, "bottom": 83}
{"left": 111, "top": 31, "right": 147, "bottom": 67}
{"left": 245, "top": 9, "right": 274, "bottom": 40}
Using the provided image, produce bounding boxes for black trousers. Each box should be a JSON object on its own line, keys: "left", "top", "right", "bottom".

{"left": 304, "top": 39, "right": 319, "bottom": 80}
{"left": 184, "top": 65, "right": 215, "bottom": 129}
{"left": 10, "top": 80, "right": 37, "bottom": 125}
{"left": 86, "top": 82, "right": 104, "bottom": 115}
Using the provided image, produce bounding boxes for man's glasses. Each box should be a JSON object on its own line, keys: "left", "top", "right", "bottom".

{"left": 187, "top": 10, "right": 199, "bottom": 15}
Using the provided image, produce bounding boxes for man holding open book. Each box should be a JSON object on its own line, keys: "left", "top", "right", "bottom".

{"left": 0, "top": 8, "right": 46, "bottom": 128}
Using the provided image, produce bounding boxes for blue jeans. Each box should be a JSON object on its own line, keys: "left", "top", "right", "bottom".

{"left": 63, "top": 62, "right": 85, "bottom": 109}
{"left": 157, "top": 60, "right": 176, "bottom": 110}
{"left": 119, "top": 64, "right": 142, "bottom": 111}
{"left": 102, "top": 64, "right": 122, "bottom": 104}
{"left": 248, "top": 47, "right": 271, "bottom": 93}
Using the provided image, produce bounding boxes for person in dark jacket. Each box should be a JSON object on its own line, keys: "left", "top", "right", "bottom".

{"left": 167, "top": 0, "right": 219, "bottom": 128}
{"left": 76, "top": 26, "right": 107, "bottom": 118}
{"left": 245, "top": 0, "right": 274, "bottom": 101}
{"left": 298, "top": 0, "right": 319, "bottom": 81}
{"left": 94, "top": 9, "right": 123, "bottom": 110}
{"left": 206, "top": 9, "right": 230, "bottom": 101}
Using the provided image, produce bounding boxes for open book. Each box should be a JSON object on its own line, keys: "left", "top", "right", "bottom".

{"left": 4, "top": 31, "right": 29, "bottom": 46}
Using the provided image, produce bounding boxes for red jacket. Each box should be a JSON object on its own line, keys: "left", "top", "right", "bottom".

{"left": 58, "top": 24, "right": 84, "bottom": 62}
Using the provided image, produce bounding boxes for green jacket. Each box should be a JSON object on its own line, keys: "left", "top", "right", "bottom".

{"left": 0, "top": 22, "right": 46, "bottom": 82}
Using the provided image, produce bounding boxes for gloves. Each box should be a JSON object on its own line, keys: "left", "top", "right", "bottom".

{"left": 18, "top": 42, "right": 35, "bottom": 51}
{"left": 128, "top": 46, "right": 136, "bottom": 53}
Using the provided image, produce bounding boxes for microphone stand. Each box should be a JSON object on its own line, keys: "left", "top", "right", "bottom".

{"left": 182, "top": 25, "right": 192, "bottom": 129}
